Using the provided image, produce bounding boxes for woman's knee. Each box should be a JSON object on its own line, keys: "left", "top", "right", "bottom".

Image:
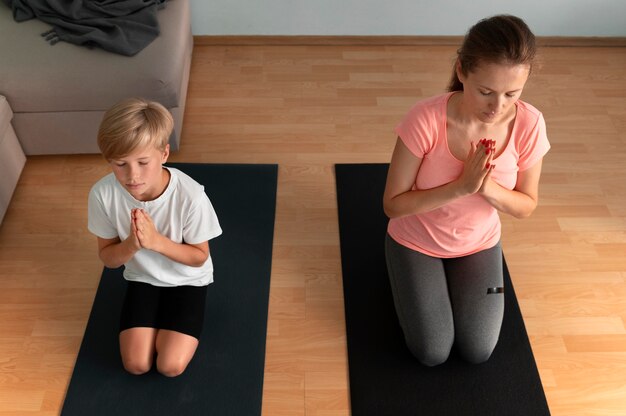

{"left": 459, "top": 342, "right": 497, "bottom": 364}
{"left": 405, "top": 333, "right": 453, "bottom": 367}
{"left": 413, "top": 347, "right": 450, "bottom": 367}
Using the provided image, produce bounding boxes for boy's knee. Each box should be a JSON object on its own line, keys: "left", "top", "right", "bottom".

{"left": 157, "top": 357, "right": 189, "bottom": 377}
{"left": 123, "top": 358, "right": 152, "bottom": 375}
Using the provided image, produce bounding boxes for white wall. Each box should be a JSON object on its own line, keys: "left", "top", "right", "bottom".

{"left": 188, "top": 0, "right": 626, "bottom": 37}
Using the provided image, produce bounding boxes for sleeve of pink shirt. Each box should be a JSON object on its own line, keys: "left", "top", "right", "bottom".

{"left": 394, "top": 95, "right": 445, "bottom": 159}
{"left": 516, "top": 102, "right": 551, "bottom": 171}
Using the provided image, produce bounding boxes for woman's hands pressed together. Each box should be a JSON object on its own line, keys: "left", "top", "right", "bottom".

{"left": 458, "top": 138, "right": 496, "bottom": 196}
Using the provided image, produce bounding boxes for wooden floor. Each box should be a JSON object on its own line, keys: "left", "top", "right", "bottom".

{"left": 1, "top": 43, "right": 625, "bottom": 415}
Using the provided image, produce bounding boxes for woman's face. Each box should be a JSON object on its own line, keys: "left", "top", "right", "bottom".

{"left": 457, "top": 61, "right": 530, "bottom": 124}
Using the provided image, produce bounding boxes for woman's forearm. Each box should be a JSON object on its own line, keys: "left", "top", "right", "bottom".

{"left": 384, "top": 180, "right": 468, "bottom": 218}
{"left": 480, "top": 178, "right": 538, "bottom": 219}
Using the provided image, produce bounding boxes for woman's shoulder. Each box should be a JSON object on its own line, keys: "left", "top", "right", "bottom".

{"left": 399, "top": 92, "right": 451, "bottom": 131}
{"left": 515, "top": 99, "right": 544, "bottom": 124}
{"left": 406, "top": 92, "right": 452, "bottom": 115}
{"left": 395, "top": 93, "right": 452, "bottom": 156}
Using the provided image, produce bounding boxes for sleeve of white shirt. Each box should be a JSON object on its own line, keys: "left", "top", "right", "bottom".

{"left": 87, "top": 185, "right": 119, "bottom": 239}
{"left": 183, "top": 190, "right": 222, "bottom": 244}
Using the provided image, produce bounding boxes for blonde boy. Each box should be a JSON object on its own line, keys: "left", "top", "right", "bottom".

{"left": 88, "top": 98, "right": 222, "bottom": 377}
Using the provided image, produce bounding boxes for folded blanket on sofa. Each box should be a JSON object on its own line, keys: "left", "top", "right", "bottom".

{"left": 3, "top": 0, "right": 166, "bottom": 56}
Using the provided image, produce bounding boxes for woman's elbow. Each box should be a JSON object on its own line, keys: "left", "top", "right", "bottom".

{"left": 514, "top": 200, "right": 538, "bottom": 219}
{"left": 383, "top": 200, "right": 397, "bottom": 219}
{"left": 514, "top": 211, "right": 532, "bottom": 220}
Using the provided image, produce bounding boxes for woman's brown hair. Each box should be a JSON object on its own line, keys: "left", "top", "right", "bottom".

{"left": 448, "top": 15, "right": 537, "bottom": 92}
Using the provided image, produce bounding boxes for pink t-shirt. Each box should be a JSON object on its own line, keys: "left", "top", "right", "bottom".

{"left": 387, "top": 92, "right": 550, "bottom": 258}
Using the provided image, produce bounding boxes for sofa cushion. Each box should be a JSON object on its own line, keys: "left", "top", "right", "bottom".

{"left": 0, "top": 95, "right": 12, "bottom": 133}
{"left": 0, "top": 0, "right": 190, "bottom": 113}
{"left": 0, "top": 95, "right": 26, "bottom": 224}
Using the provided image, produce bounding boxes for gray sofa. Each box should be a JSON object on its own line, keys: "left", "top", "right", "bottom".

{"left": 0, "top": 0, "right": 192, "bottom": 155}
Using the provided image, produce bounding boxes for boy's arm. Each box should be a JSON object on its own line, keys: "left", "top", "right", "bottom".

{"left": 97, "top": 236, "right": 140, "bottom": 269}
{"left": 150, "top": 238, "right": 210, "bottom": 268}
{"left": 96, "top": 208, "right": 143, "bottom": 268}
{"left": 133, "top": 208, "right": 210, "bottom": 267}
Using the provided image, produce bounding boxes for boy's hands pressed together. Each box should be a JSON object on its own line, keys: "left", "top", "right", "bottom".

{"left": 126, "top": 210, "right": 142, "bottom": 252}
{"left": 132, "top": 208, "right": 163, "bottom": 252}
{"left": 123, "top": 208, "right": 209, "bottom": 268}
{"left": 95, "top": 210, "right": 146, "bottom": 269}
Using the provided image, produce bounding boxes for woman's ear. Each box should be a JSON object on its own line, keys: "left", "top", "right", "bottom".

{"left": 455, "top": 59, "right": 466, "bottom": 84}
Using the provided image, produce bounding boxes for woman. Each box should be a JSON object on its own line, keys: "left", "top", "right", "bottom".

{"left": 383, "top": 15, "right": 550, "bottom": 366}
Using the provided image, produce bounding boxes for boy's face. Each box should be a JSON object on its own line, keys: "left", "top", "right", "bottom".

{"left": 110, "top": 144, "right": 170, "bottom": 201}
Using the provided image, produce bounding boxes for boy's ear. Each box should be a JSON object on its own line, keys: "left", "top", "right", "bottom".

{"left": 161, "top": 144, "right": 170, "bottom": 163}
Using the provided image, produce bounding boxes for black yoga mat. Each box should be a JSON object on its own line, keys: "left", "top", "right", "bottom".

{"left": 62, "top": 163, "right": 278, "bottom": 416}
{"left": 335, "top": 163, "right": 550, "bottom": 416}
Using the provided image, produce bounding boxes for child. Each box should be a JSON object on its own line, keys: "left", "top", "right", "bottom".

{"left": 88, "top": 97, "right": 222, "bottom": 377}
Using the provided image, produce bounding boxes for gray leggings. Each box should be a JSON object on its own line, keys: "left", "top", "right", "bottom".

{"left": 385, "top": 234, "right": 504, "bottom": 366}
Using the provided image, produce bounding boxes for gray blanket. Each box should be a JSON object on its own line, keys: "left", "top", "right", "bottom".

{"left": 4, "top": 0, "right": 166, "bottom": 56}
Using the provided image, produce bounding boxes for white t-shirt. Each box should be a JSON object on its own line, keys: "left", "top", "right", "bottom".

{"left": 88, "top": 167, "right": 222, "bottom": 287}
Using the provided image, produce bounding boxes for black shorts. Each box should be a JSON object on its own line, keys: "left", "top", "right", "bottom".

{"left": 119, "top": 281, "right": 208, "bottom": 339}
